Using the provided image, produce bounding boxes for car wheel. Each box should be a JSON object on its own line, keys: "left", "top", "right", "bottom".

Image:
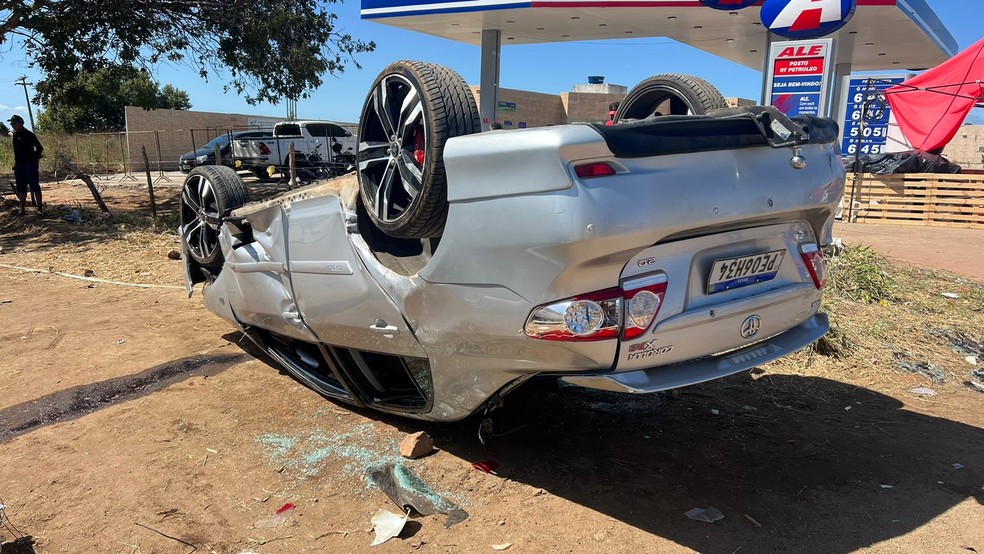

{"left": 614, "top": 74, "right": 728, "bottom": 122}
{"left": 357, "top": 60, "right": 480, "bottom": 238}
{"left": 180, "top": 165, "right": 249, "bottom": 268}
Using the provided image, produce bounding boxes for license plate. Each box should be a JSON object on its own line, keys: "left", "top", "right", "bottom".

{"left": 707, "top": 250, "right": 785, "bottom": 294}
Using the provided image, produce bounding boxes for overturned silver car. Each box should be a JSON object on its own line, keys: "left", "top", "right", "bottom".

{"left": 180, "top": 61, "right": 845, "bottom": 422}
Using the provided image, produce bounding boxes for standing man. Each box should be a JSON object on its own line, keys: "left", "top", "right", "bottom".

{"left": 9, "top": 114, "right": 44, "bottom": 216}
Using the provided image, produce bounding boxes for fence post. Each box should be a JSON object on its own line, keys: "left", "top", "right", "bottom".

{"left": 153, "top": 131, "right": 171, "bottom": 183}
{"left": 142, "top": 145, "right": 157, "bottom": 218}
{"left": 289, "top": 143, "right": 297, "bottom": 189}
{"left": 214, "top": 144, "right": 223, "bottom": 167}
{"left": 118, "top": 132, "right": 136, "bottom": 183}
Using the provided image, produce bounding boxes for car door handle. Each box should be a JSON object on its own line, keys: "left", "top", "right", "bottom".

{"left": 369, "top": 320, "right": 399, "bottom": 337}
{"left": 282, "top": 310, "right": 302, "bottom": 321}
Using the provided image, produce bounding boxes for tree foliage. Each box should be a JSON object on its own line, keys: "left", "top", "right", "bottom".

{"left": 36, "top": 65, "right": 192, "bottom": 132}
{"left": 2, "top": 0, "right": 376, "bottom": 106}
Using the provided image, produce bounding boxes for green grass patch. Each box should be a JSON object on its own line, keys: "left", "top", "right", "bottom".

{"left": 826, "top": 244, "right": 896, "bottom": 304}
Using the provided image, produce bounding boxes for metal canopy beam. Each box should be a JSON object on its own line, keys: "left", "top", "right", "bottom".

{"left": 362, "top": 1, "right": 957, "bottom": 72}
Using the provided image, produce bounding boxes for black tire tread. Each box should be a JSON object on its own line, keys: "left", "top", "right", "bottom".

{"left": 615, "top": 73, "right": 728, "bottom": 122}
{"left": 183, "top": 165, "right": 249, "bottom": 268}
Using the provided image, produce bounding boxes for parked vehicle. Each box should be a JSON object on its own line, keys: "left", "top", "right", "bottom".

{"left": 231, "top": 120, "right": 357, "bottom": 178}
{"left": 178, "top": 130, "right": 272, "bottom": 174}
{"left": 179, "top": 61, "right": 844, "bottom": 424}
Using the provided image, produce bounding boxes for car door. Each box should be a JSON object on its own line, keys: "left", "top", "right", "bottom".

{"left": 222, "top": 204, "right": 320, "bottom": 343}
{"left": 285, "top": 194, "right": 427, "bottom": 357}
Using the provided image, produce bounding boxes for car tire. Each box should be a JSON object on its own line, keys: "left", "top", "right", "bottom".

{"left": 180, "top": 165, "right": 249, "bottom": 269}
{"left": 614, "top": 74, "right": 728, "bottom": 122}
{"left": 357, "top": 60, "right": 480, "bottom": 239}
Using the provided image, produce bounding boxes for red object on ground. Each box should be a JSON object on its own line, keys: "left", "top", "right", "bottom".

{"left": 276, "top": 502, "right": 296, "bottom": 514}
{"left": 472, "top": 460, "right": 499, "bottom": 474}
{"left": 887, "top": 37, "right": 984, "bottom": 152}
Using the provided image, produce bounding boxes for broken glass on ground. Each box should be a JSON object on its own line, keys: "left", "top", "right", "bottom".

{"left": 685, "top": 507, "right": 724, "bottom": 523}
{"left": 365, "top": 463, "right": 469, "bottom": 528}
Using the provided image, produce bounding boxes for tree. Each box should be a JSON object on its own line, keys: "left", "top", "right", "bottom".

{"left": 35, "top": 65, "right": 192, "bottom": 132}
{"left": 2, "top": 0, "right": 375, "bottom": 106}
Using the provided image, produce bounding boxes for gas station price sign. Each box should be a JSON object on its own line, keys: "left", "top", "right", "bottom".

{"left": 766, "top": 38, "right": 835, "bottom": 117}
{"left": 838, "top": 75, "right": 906, "bottom": 157}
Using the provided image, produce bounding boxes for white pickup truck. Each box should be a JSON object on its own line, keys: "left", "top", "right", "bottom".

{"left": 231, "top": 120, "right": 357, "bottom": 179}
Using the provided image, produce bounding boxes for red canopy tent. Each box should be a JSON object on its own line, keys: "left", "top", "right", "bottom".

{"left": 887, "top": 37, "right": 984, "bottom": 152}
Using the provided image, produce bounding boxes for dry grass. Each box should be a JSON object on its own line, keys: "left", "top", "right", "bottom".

{"left": 1, "top": 196, "right": 185, "bottom": 287}
{"left": 764, "top": 247, "right": 983, "bottom": 399}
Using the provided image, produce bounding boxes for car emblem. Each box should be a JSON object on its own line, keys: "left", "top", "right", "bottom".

{"left": 740, "top": 315, "right": 761, "bottom": 339}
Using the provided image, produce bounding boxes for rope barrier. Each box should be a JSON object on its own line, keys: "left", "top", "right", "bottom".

{"left": 0, "top": 263, "right": 186, "bottom": 290}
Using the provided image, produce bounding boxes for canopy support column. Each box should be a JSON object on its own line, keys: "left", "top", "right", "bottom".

{"left": 480, "top": 29, "right": 501, "bottom": 131}
{"left": 829, "top": 61, "right": 853, "bottom": 119}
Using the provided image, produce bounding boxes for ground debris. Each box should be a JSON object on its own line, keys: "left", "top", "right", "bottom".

{"left": 685, "top": 507, "right": 724, "bottom": 523}
{"left": 400, "top": 431, "right": 435, "bottom": 459}
{"left": 365, "top": 462, "right": 469, "bottom": 528}
{"left": 370, "top": 508, "right": 408, "bottom": 547}
{"left": 894, "top": 353, "right": 945, "bottom": 384}
{"left": 253, "top": 502, "right": 295, "bottom": 529}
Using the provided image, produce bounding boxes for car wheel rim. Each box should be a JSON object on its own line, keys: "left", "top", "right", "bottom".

{"left": 181, "top": 174, "right": 221, "bottom": 261}
{"left": 358, "top": 73, "right": 427, "bottom": 224}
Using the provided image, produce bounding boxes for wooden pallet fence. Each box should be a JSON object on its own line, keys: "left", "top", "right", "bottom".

{"left": 845, "top": 173, "right": 984, "bottom": 228}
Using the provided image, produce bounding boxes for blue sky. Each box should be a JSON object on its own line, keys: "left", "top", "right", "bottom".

{"left": 0, "top": 0, "right": 981, "bottom": 128}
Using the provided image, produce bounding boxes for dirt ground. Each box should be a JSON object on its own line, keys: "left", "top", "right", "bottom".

{"left": 0, "top": 178, "right": 982, "bottom": 554}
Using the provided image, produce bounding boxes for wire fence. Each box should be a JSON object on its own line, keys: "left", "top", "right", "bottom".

{"left": 0, "top": 123, "right": 359, "bottom": 183}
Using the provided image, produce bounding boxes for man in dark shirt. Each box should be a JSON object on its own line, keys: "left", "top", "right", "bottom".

{"left": 9, "top": 114, "right": 44, "bottom": 215}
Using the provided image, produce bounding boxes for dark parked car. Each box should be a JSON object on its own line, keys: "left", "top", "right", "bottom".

{"left": 178, "top": 131, "right": 272, "bottom": 174}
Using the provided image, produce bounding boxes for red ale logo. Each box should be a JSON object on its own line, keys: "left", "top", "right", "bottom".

{"left": 760, "top": 0, "right": 857, "bottom": 39}
{"left": 778, "top": 45, "right": 824, "bottom": 57}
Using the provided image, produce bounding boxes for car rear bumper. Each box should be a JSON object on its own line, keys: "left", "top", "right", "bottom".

{"left": 559, "top": 312, "right": 828, "bottom": 393}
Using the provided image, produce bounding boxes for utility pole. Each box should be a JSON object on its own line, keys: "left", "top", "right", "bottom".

{"left": 286, "top": 98, "right": 297, "bottom": 121}
{"left": 15, "top": 76, "right": 35, "bottom": 129}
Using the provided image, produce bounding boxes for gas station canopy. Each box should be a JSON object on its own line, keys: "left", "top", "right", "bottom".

{"left": 361, "top": 0, "right": 957, "bottom": 72}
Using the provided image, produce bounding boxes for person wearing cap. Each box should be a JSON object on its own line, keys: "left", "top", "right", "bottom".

{"left": 605, "top": 101, "right": 620, "bottom": 126}
{"left": 9, "top": 114, "right": 44, "bottom": 216}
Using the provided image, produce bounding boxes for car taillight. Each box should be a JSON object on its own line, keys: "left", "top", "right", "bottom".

{"left": 622, "top": 273, "right": 668, "bottom": 340}
{"left": 259, "top": 142, "right": 272, "bottom": 155}
{"left": 524, "top": 288, "right": 622, "bottom": 341}
{"left": 574, "top": 162, "right": 616, "bottom": 179}
{"left": 800, "top": 243, "right": 827, "bottom": 289}
{"left": 524, "top": 272, "right": 668, "bottom": 342}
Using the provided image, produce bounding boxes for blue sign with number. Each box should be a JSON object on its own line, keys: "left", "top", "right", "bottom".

{"left": 699, "top": 0, "right": 757, "bottom": 10}
{"left": 840, "top": 76, "right": 905, "bottom": 157}
{"left": 761, "top": 0, "right": 856, "bottom": 39}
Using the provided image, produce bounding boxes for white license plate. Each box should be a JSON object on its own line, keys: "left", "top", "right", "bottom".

{"left": 708, "top": 250, "right": 785, "bottom": 294}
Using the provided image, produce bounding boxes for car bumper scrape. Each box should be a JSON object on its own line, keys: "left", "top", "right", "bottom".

{"left": 560, "top": 312, "right": 828, "bottom": 394}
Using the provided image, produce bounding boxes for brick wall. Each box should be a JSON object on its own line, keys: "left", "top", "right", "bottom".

{"left": 563, "top": 92, "right": 627, "bottom": 124}
{"left": 470, "top": 86, "right": 568, "bottom": 128}
{"left": 124, "top": 107, "right": 263, "bottom": 171}
{"left": 943, "top": 125, "right": 984, "bottom": 170}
